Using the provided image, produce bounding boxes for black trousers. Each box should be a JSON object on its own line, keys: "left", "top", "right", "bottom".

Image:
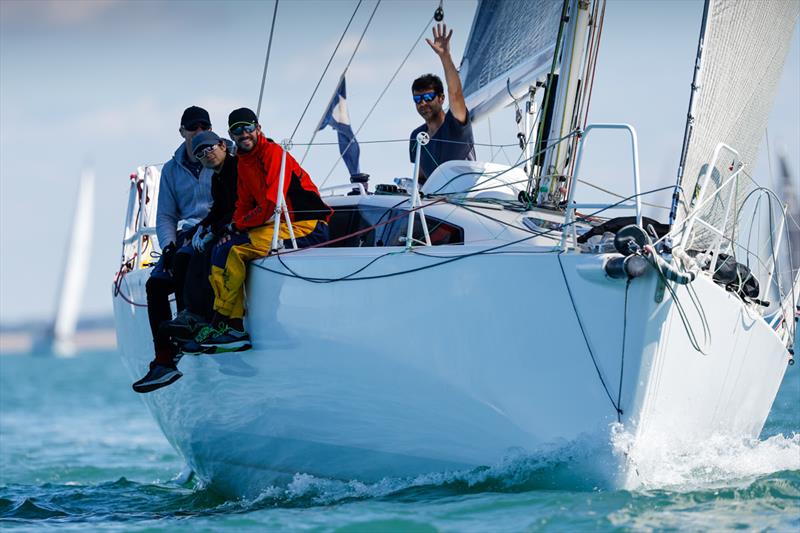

{"left": 146, "top": 250, "right": 191, "bottom": 352}
{"left": 182, "top": 247, "right": 215, "bottom": 322}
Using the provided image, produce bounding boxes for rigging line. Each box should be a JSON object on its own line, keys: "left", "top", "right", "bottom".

{"left": 260, "top": 229, "right": 543, "bottom": 283}
{"left": 275, "top": 198, "right": 448, "bottom": 256}
{"left": 528, "top": 0, "right": 571, "bottom": 198}
{"left": 617, "top": 278, "right": 631, "bottom": 424}
{"left": 263, "top": 185, "right": 687, "bottom": 285}
{"left": 299, "top": 0, "right": 382, "bottom": 163}
{"left": 765, "top": 129, "right": 777, "bottom": 192}
{"left": 567, "top": 0, "right": 605, "bottom": 187}
{"left": 487, "top": 115, "right": 496, "bottom": 161}
{"left": 428, "top": 131, "right": 580, "bottom": 196}
{"left": 576, "top": 178, "right": 671, "bottom": 210}
{"left": 290, "top": 0, "right": 365, "bottom": 142}
{"left": 321, "top": 11, "right": 436, "bottom": 187}
{"left": 649, "top": 253, "right": 708, "bottom": 353}
{"left": 737, "top": 183, "right": 798, "bottom": 281}
{"left": 556, "top": 252, "right": 622, "bottom": 416}
{"left": 580, "top": 0, "right": 605, "bottom": 130}
{"left": 256, "top": 0, "right": 280, "bottom": 118}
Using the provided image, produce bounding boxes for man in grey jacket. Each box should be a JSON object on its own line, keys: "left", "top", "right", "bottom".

{"left": 133, "top": 106, "right": 215, "bottom": 393}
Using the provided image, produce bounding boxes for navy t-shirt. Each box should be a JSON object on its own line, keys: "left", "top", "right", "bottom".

{"left": 409, "top": 109, "right": 476, "bottom": 182}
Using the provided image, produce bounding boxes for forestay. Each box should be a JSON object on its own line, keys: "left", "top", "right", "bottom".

{"left": 674, "top": 0, "right": 799, "bottom": 249}
{"left": 460, "top": 0, "right": 563, "bottom": 123}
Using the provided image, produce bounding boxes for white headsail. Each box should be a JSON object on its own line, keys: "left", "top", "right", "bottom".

{"left": 460, "top": 0, "right": 563, "bottom": 123}
{"left": 51, "top": 168, "right": 95, "bottom": 356}
{"left": 673, "top": 0, "right": 799, "bottom": 245}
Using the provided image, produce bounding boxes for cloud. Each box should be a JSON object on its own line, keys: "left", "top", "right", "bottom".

{"left": 0, "top": 0, "right": 122, "bottom": 28}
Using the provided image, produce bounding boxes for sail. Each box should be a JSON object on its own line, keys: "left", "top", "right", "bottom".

{"left": 52, "top": 168, "right": 95, "bottom": 355}
{"left": 460, "top": 0, "right": 563, "bottom": 123}
{"left": 674, "top": 0, "right": 799, "bottom": 249}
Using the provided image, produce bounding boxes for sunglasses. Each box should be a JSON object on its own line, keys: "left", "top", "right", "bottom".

{"left": 194, "top": 144, "right": 219, "bottom": 159}
{"left": 183, "top": 122, "right": 210, "bottom": 132}
{"left": 412, "top": 91, "right": 439, "bottom": 104}
{"left": 229, "top": 122, "right": 257, "bottom": 136}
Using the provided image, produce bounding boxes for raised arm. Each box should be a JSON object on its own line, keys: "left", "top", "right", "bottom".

{"left": 426, "top": 23, "right": 468, "bottom": 124}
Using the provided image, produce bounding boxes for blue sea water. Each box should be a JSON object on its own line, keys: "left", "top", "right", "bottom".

{"left": 0, "top": 350, "right": 798, "bottom": 532}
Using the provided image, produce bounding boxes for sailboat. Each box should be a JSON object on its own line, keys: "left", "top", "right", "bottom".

{"left": 113, "top": 0, "right": 798, "bottom": 497}
{"left": 33, "top": 168, "right": 95, "bottom": 357}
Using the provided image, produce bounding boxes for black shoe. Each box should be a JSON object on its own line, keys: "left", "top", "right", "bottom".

{"left": 132, "top": 363, "right": 182, "bottom": 393}
{"left": 160, "top": 310, "right": 206, "bottom": 342}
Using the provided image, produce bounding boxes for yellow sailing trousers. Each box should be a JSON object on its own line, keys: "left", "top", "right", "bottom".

{"left": 209, "top": 220, "right": 320, "bottom": 319}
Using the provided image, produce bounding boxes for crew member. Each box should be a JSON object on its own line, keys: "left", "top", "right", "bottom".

{"left": 132, "top": 106, "right": 213, "bottom": 393}
{"left": 188, "top": 108, "right": 331, "bottom": 353}
{"left": 409, "top": 23, "right": 475, "bottom": 185}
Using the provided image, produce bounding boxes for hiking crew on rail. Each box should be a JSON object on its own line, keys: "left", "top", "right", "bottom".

{"left": 182, "top": 107, "right": 332, "bottom": 355}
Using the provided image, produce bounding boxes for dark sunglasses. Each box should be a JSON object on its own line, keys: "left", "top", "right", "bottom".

{"left": 229, "top": 122, "right": 257, "bottom": 136}
{"left": 413, "top": 91, "right": 438, "bottom": 104}
{"left": 194, "top": 144, "right": 219, "bottom": 159}
{"left": 183, "top": 122, "right": 210, "bottom": 132}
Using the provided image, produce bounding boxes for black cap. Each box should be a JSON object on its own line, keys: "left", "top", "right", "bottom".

{"left": 181, "top": 106, "right": 211, "bottom": 129}
{"left": 228, "top": 107, "right": 259, "bottom": 128}
{"left": 191, "top": 131, "right": 222, "bottom": 154}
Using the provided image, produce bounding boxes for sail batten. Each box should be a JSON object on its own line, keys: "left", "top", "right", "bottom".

{"left": 460, "top": 0, "right": 564, "bottom": 123}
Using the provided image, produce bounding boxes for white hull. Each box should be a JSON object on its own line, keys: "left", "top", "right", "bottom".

{"left": 113, "top": 246, "right": 788, "bottom": 497}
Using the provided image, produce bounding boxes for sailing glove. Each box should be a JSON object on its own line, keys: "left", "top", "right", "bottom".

{"left": 161, "top": 242, "right": 177, "bottom": 273}
{"left": 192, "top": 226, "right": 217, "bottom": 252}
{"left": 191, "top": 226, "right": 206, "bottom": 251}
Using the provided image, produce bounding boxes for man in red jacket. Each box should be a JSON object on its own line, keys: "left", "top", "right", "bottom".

{"left": 188, "top": 108, "right": 331, "bottom": 353}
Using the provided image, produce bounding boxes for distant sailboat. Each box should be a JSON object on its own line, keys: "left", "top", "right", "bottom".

{"left": 35, "top": 168, "right": 95, "bottom": 356}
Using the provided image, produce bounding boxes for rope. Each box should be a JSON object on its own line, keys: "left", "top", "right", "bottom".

{"left": 258, "top": 186, "right": 681, "bottom": 285}
{"left": 289, "top": 0, "right": 365, "bottom": 142}
{"left": 256, "top": 0, "right": 280, "bottom": 118}
{"left": 556, "top": 252, "right": 623, "bottom": 417}
{"left": 320, "top": 11, "right": 436, "bottom": 187}
{"left": 647, "top": 251, "right": 709, "bottom": 353}
{"left": 576, "top": 178, "right": 671, "bottom": 210}
{"left": 113, "top": 265, "right": 148, "bottom": 308}
{"left": 617, "top": 278, "right": 630, "bottom": 423}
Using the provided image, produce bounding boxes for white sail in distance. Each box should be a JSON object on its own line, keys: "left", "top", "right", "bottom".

{"left": 52, "top": 168, "right": 95, "bottom": 355}
{"left": 674, "top": 0, "right": 799, "bottom": 246}
{"left": 460, "top": 0, "right": 563, "bottom": 123}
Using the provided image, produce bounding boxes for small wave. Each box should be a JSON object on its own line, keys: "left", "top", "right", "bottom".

{"left": 613, "top": 426, "right": 800, "bottom": 491}
{"left": 0, "top": 497, "right": 69, "bottom": 520}
{"left": 221, "top": 436, "right": 623, "bottom": 510}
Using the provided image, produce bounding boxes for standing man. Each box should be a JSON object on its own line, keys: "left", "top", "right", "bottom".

{"left": 185, "top": 107, "right": 332, "bottom": 354}
{"left": 132, "top": 106, "right": 214, "bottom": 393}
{"left": 409, "top": 23, "right": 475, "bottom": 185}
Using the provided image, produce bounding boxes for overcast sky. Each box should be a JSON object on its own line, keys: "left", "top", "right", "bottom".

{"left": 0, "top": 0, "right": 797, "bottom": 323}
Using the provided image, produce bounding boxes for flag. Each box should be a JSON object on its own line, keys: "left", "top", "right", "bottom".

{"left": 318, "top": 76, "right": 361, "bottom": 176}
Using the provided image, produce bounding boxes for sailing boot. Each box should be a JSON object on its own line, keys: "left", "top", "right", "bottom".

{"left": 180, "top": 324, "right": 217, "bottom": 355}
{"left": 199, "top": 322, "right": 252, "bottom": 353}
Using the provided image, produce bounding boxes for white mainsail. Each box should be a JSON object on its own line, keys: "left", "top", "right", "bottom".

{"left": 51, "top": 168, "right": 95, "bottom": 356}
{"left": 673, "top": 0, "right": 799, "bottom": 248}
{"left": 460, "top": 0, "right": 563, "bottom": 123}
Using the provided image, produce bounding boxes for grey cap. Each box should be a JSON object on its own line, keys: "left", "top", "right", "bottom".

{"left": 191, "top": 131, "right": 222, "bottom": 154}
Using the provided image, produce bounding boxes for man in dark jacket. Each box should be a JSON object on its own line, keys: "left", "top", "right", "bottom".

{"left": 158, "top": 130, "right": 239, "bottom": 346}
{"left": 133, "top": 130, "right": 240, "bottom": 393}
